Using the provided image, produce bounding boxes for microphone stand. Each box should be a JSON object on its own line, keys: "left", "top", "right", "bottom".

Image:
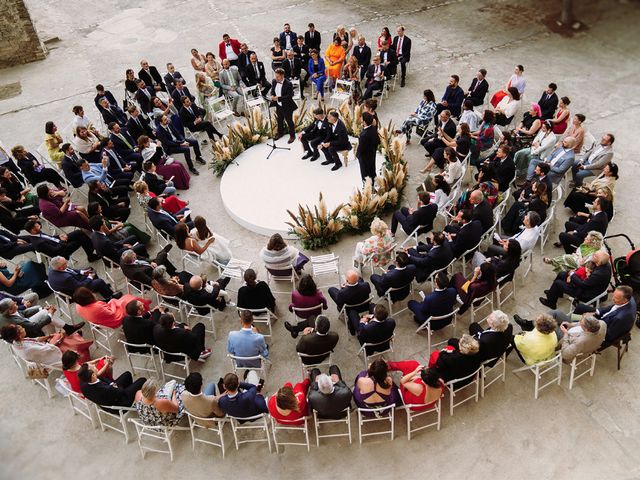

{"left": 265, "top": 98, "right": 291, "bottom": 160}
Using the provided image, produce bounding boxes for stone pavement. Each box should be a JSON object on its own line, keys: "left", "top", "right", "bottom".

{"left": 0, "top": 1, "right": 639, "bottom": 479}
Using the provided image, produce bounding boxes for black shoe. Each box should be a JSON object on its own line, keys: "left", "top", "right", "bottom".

{"left": 163, "top": 244, "right": 173, "bottom": 253}
{"left": 320, "top": 160, "right": 333, "bottom": 166}
{"left": 111, "top": 292, "right": 123, "bottom": 300}
{"left": 189, "top": 168, "right": 200, "bottom": 175}
{"left": 301, "top": 152, "right": 312, "bottom": 160}
{"left": 63, "top": 322, "right": 85, "bottom": 335}
{"left": 195, "top": 157, "right": 206, "bottom": 165}
{"left": 309, "top": 154, "right": 319, "bottom": 162}
{"left": 288, "top": 135, "right": 295, "bottom": 144}
{"left": 284, "top": 321, "right": 298, "bottom": 339}
{"left": 331, "top": 163, "right": 342, "bottom": 171}
{"left": 274, "top": 133, "right": 283, "bottom": 141}
{"left": 217, "top": 377, "right": 225, "bottom": 394}
{"left": 401, "top": 80, "right": 406, "bottom": 87}
{"left": 543, "top": 289, "right": 550, "bottom": 296}
{"left": 539, "top": 297, "right": 556, "bottom": 309}
{"left": 553, "top": 242, "right": 562, "bottom": 248}
{"left": 513, "top": 314, "right": 534, "bottom": 331}
{"left": 217, "top": 276, "right": 231, "bottom": 290}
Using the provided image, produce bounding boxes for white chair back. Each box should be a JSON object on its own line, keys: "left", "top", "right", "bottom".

{"left": 402, "top": 398, "right": 441, "bottom": 440}
{"left": 513, "top": 353, "right": 562, "bottom": 399}
{"left": 186, "top": 411, "right": 228, "bottom": 458}
{"left": 568, "top": 352, "right": 597, "bottom": 390}
{"left": 155, "top": 346, "right": 191, "bottom": 381}
{"left": 358, "top": 334, "right": 394, "bottom": 368}
{"left": 313, "top": 408, "right": 352, "bottom": 446}
{"left": 269, "top": 413, "right": 311, "bottom": 453}
{"left": 445, "top": 367, "right": 481, "bottom": 416}
{"left": 480, "top": 353, "right": 507, "bottom": 397}
{"left": 228, "top": 413, "right": 272, "bottom": 452}
{"left": 357, "top": 404, "right": 395, "bottom": 443}
{"left": 96, "top": 405, "right": 136, "bottom": 443}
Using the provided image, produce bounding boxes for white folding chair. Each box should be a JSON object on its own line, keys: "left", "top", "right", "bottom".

{"left": 180, "top": 300, "right": 217, "bottom": 338}
{"left": 313, "top": 408, "right": 352, "bottom": 446}
{"left": 538, "top": 204, "right": 556, "bottom": 254}
{"left": 186, "top": 411, "right": 228, "bottom": 458}
{"left": 128, "top": 418, "right": 187, "bottom": 461}
{"left": 96, "top": 405, "right": 136, "bottom": 443}
{"left": 119, "top": 340, "right": 160, "bottom": 378}
{"left": 228, "top": 413, "right": 272, "bottom": 452}
{"left": 310, "top": 253, "right": 340, "bottom": 288}
{"left": 338, "top": 296, "right": 373, "bottom": 332}
{"left": 89, "top": 323, "right": 120, "bottom": 356}
{"left": 329, "top": 79, "right": 352, "bottom": 106}
{"left": 236, "top": 307, "right": 277, "bottom": 338}
{"left": 357, "top": 404, "right": 395, "bottom": 443}
{"left": 398, "top": 225, "right": 429, "bottom": 249}
{"left": 157, "top": 294, "right": 184, "bottom": 322}
{"left": 568, "top": 352, "right": 597, "bottom": 390}
{"left": 242, "top": 85, "right": 267, "bottom": 111}
{"left": 57, "top": 378, "right": 97, "bottom": 427}
{"left": 45, "top": 280, "right": 74, "bottom": 324}
{"left": 459, "top": 240, "right": 482, "bottom": 277}
{"left": 480, "top": 353, "right": 507, "bottom": 397}
{"left": 445, "top": 367, "right": 481, "bottom": 416}
{"left": 466, "top": 291, "right": 494, "bottom": 324}
{"left": 357, "top": 334, "right": 394, "bottom": 368}
{"left": 362, "top": 243, "right": 397, "bottom": 275}
{"left": 155, "top": 347, "right": 191, "bottom": 381}
{"left": 270, "top": 414, "right": 311, "bottom": 453}
{"left": 520, "top": 248, "right": 533, "bottom": 279}
{"left": 207, "top": 96, "right": 235, "bottom": 128}
{"left": 513, "top": 353, "right": 562, "bottom": 399}
{"left": 567, "top": 290, "right": 608, "bottom": 314}
{"left": 297, "top": 351, "right": 333, "bottom": 379}
{"left": 101, "top": 256, "right": 124, "bottom": 291}
{"left": 415, "top": 307, "right": 459, "bottom": 353}
{"left": 181, "top": 251, "right": 201, "bottom": 273}
{"left": 265, "top": 264, "right": 298, "bottom": 291}
{"left": 384, "top": 282, "right": 413, "bottom": 316}
{"left": 402, "top": 399, "right": 441, "bottom": 440}
{"left": 291, "top": 304, "right": 324, "bottom": 323}
{"left": 495, "top": 274, "right": 516, "bottom": 308}
{"left": 291, "top": 79, "right": 302, "bottom": 101}
{"left": 228, "top": 354, "right": 271, "bottom": 381}
{"left": 218, "top": 258, "right": 252, "bottom": 291}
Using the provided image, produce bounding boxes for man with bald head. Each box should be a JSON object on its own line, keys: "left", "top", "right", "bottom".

{"left": 328, "top": 270, "right": 372, "bottom": 335}
{"left": 138, "top": 59, "right": 167, "bottom": 93}
{"left": 445, "top": 189, "right": 492, "bottom": 234}
{"left": 527, "top": 136, "right": 576, "bottom": 183}
{"left": 182, "top": 274, "right": 231, "bottom": 313}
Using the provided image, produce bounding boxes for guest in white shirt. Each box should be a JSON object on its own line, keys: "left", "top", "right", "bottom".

{"left": 484, "top": 211, "right": 541, "bottom": 258}
{"left": 459, "top": 99, "right": 479, "bottom": 132}
{"left": 514, "top": 120, "right": 556, "bottom": 177}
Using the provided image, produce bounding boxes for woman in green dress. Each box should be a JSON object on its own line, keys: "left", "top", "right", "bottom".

{"left": 543, "top": 230, "right": 603, "bottom": 273}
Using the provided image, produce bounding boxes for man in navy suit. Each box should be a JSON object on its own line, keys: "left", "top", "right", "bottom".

{"left": 304, "top": 23, "right": 321, "bottom": 51}
{"left": 391, "top": 26, "right": 412, "bottom": 87}
{"left": 390, "top": 191, "right": 438, "bottom": 237}
{"left": 218, "top": 372, "right": 268, "bottom": 418}
{"left": 89, "top": 215, "right": 148, "bottom": 263}
{"left": 107, "top": 122, "right": 143, "bottom": 169}
{"left": 0, "top": 228, "right": 34, "bottom": 259}
{"left": 557, "top": 197, "right": 609, "bottom": 253}
{"left": 102, "top": 139, "right": 136, "bottom": 181}
{"left": 407, "top": 232, "right": 454, "bottom": 282}
{"left": 574, "top": 286, "right": 636, "bottom": 344}
{"left": 163, "top": 62, "right": 184, "bottom": 96}
{"left": 356, "top": 112, "right": 379, "bottom": 183}
{"left": 79, "top": 363, "right": 145, "bottom": 413}
{"left": 437, "top": 75, "right": 465, "bottom": 117}
{"left": 179, "top": 97, "right": 222, "bottom": 140}
{"left": 356, "top": 303, "right": 396, "bottom": 355}
{"left": 362, "top": 55, "right": 386, "bottom": 101}
{"left": 93, "top": 84, "right": 117, "bottom": 110}
{"left": 170, "top": 79, "right": 196, "bottom": 106}
{"left": 319, "top": 111, "right": 351, "bottom": 171}
{"left": 155, "top": 113, "right": 203, "bottom": 175}
{"left": 447, "top": 211, "right": 483, "bottom": 258}
{"left": 47, "top": 255, "right": 115, "bottom": 299}
{"left": 279, "top": 23, "right": 298, "bottom": 51}
{"left": 98, "top": 97, "right": 127, "bottom": 127}
{"left": 328, "top": 270, "right": 372, "bottom": 336}
{"left": 379, "top": 40, "right": 397, "bottom": 79}
{"left": 134, "top": 79, "right": 156, "bottom": 114}
{"left": 370, "top": 252, "right": 416, "bottom": 299}
{"left": 60, "top": 144, "right": 84, "bottom": 188}
{"left": 146, "top": 196, "right": 193, "bottom": 238}
{"left": 408, "top": 272, "right": 457, "bottom": 328}
{"left": 125, "top": 105, "right": 155, "bottom": 141}
{"left": 464, "top": 69, "right": 489, "bottom": 107}
{"left": 537, "top": 83, "right": 559, "bottom": 120}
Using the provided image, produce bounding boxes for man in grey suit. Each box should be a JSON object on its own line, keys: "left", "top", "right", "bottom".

{"left": 219, "top": 59, "right": 244, "bottom": 116}
{"left": 528, "top": 136, "right": 576, "bottom": 184}
{"left": 572, "top": 133, "right": 615, "bottom": 186}
{"left": 307, "top": 366, "right": 353, "bottom": 419}
{"left": 557, "top": 315, "right": 607, "bottom": 364}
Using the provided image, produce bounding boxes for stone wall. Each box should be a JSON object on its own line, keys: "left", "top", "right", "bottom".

{"left": 0, "top": 0, "right": 47, "bottom": 68}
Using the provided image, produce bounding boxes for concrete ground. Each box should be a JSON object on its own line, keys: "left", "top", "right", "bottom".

{"left": 1, "top": 0, "right": 639, "bottom": 479}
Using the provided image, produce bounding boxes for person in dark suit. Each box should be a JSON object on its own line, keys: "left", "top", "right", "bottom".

{"left": 107, "top": 123, "right": 143, "bottom": 169}
{"left": 279, "top": 22, "right": 297, "bottom": 50}
{"left": 217, "top": 372, "right": 268, "bottom": 418}
{"left": 119, "top": 247, "right": 178, "bottom": 287}
{"left": 457, "top": 310, "right": 513, "bottom": 362}
{"left": 244, "top": 53, "right": 271, "bottom": 97}
{"left": 362, "top": 55, "right": 386, "bottom": 100}
{"left": 300, "top": 107, "right": 329, "bottom": 161}
{"left": 47, "top": 255, "right": 115, "bottom": 299}
{"left": 94, "top": 84, "right": 117, "bottom": 110}
{"left": 138, "top": 60, "right": 166, "bottom": 92}
{"left": 179, "top": 97, "right": 222, "bottom": 140}
{"left": 464, "top": 69, "right": 489, "bottom": 107}
{"left": 319, "top": 111, "right": 351, "bottom": 171}
{"left": 445, "top": 211, "right": 483, "bottom": 258}
{"left": 134, "top": 79, "right": 156, "bottom": 114}
{"left": 467, "top": 189, "right": 494, "bottom": 233}
{"left": 146, "top": 196, "right": 193, "bottom": 238}
{"left": 155, "top": 113, "right": 203, "bottom": 175}
{"left": 433, "top": 334, "right": 481, "bottom": 384}
{"left": 421, "top": 110, "right": 457, "bottom": 156}
{"left": 292, "top": 36, "right": 310, "bottom": 88}
{"left": 102, "top": 139, "right": 137, "bottom": 181}
{"left": 482, "top": 145, "right": 515, "bottom": 192}
{"left": 282, "top": 50, "right": 303, "bottom": 87}
{"left": 356, "top": 303, "right": 396, "bottom": 355}
{"left": 171, "top": 79, "right": 196, "bottom": 106}
{"left": 295, "top": 315, "right": 339, "bottom": 364}
{"left": 60, "top": 144, "right": 84, "bottom": 188}
{"left": 391, "top": 26, "right": 412, "bottom": 87}
{"left": 89, "top": 215, "right": 148, "bottom": 263}
{"left": 307, "top": 366, "right": 353, "bottom": 419}
{"left": 270, "top": 68, "right": 298, "bottom": 143}
{"left": 122, "top": 299, "right": 162, "bottom": 352}
{"left": 0, "top": 228, "right": 35, "bottom": 259}
{"left": 236, "top": 43, "right": 256, "bottom": 78}
{"left": 141, "top": 161, "right": 174, "bottom": 196}
{"left": 352, "top": 36, "right": 371, "bottom": 80}
{"left": 356, "top": 112, "right": 379, "bottom": 183}
{"left": 370, "top": 251, "right": 416, "bottom": 299}
{"left": 79, "top": 363, "right": 146, "bottom": 413}
{"left": 408, "top": 272, "right": 457, "bottom": 327}
{"left": 379, "top": 40, "right": 397, "bottom": 79}
{"left": 125, "top": 105, "right": 155, "bottom": 141}
{"left": 575, "top": 286, "right": 636, "bottom": 344}
{"left": 540, "top": 251, "right": 612, "bottom": 309}
{"left": 537, "top": 83, "right": 559, "bottom": 120}
{"left": 182, "top": 275, "right": 229, "bottom": 314}
{"left": 406, "top": 232, "right": 454, "bottom": 282}
{"left": 97, "top": 97, "right": 127, "bottom": 127}
{"left": 436, "top": 75, "right": 465, "bottom": 117}
{"left": 20, "top": 219, "right": 99, "bottom": 261}
{"left": 305, "top": 23, "right": 321, "bottom": 51}
{"left": 557, "top": 198, "right": 609, "bottom": 254}
{"left": 390, "top": 191, "right": 438, "bottom": 236}
{"left": 153, "top": 312, "right": 210, "bottom": 361}
{"left": 163, "top": 62, "right": 184, "bottom": 96}
{"left": 328, "top": 270, "right": 372, "bottom": 336}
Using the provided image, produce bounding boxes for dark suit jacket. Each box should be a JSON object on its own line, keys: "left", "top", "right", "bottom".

{"left": 138, "top": 66, "right": 166, "bottom": 91}
{"left": 163, "top": 71, "right": 184, "bottom": 94}
{"left": 182, "top": 283, "right": 223, "bottom": 312}
{"left": 451, "top": 220, "right": 483, "bottom": 257}
{"left": 122, "top": 311, "right": 161, "bottom": 351}
{"left": 171, "top": 87, "right": 196, "bottom": 106}
{"left": 537, "top": 91, "right": 559, "bottom": 120}
{"left": 475, "top": 324, "right": 513, "bottom": 362}
{"left": 237, "top": 281, "right": 276, "bottom": 311}
{"left": 570, "top": 264, "right": 611, "bottom": 301}
{"left": 279, "top": 31, "right": 298, "bottom": 50}
{"left": 302, "top": 117, "right": 329, "bottom": 140}
{"left": 365, "top": 63, "right": 386, "bottom": 85}
{"left": 61, "top": 154, "right": 84, "bottom": 188}
{"left": 434, "top": 350, "right": 481, "bottom": 384}
{"left": 575, "top": 211, "right": 608, "bottom": 239}
{"left": 372, "top": 265, "right": 416, "bottom": 300}
{"left": 409, "top": 242, "right": 454, "bottom": 281}
{"left": 323, "top": 120, "right": 351, "bottom": 150}
{"left": 292, "top": 44, "right": 310, "bottom": 68}
{"left": 269, "top": 79, "right": 298, "bottom": 113}
{"left": 80, "top": 379, "right": 135, "bottom": 409}
{"left": 441, "top": 85, "right": 465, "bottom": 117}
{"left": 282, "top": 57, "right": 303, "bottom": 79}
{"left": 413, "top": 287, "right": 457, "bottom": 323}
{"left": 356, "top": 126, "right": 379, "bottom": 173}
{"left": 135, "top": 87, "right": 155, "bottom": 114}
{"left": 356, "top": 318, "right": 396, "bottom": 353}
{"left": 109, "top": 129, "right": 137, "bottom": 159}
{"left": 305, "top": 30, "right": 321, "bottom": 51}
{"left": 217, "top": 383, "right": 268, "bottom": 418}
{"left": 126, "top": 116, "right": 154, "bottom": 142}
{"left": 100, "top": 105, "right": 127, "bottom": 127}
{"left": 91, "top": 231, "right": 135, "bottom": 263}
{"left": 473, "top": 200, "right": 494, "bottom": 233}
{"left": 440, "top": 118, "right": 457, "bottom": 140}
{"left": 20, "top": 233, "right": 69, "bottom": 256}
{"left": 405, "top": 203, "right": 438, "bottom": 234}
{"left": 94, "top": 91, "right": 117, "bottom": 110}
{"left": 244, "top": 61, "right": 268, "bottom": 86}
{"left": 236, "top": 50, "right": 256, "bottom": 75}
{"left": 121, "top": 260, "right": 154, "bottom": 286}
{"left": 296, "top": 331, "right": 339, "bottom": 364}
{"left": 179, "top": 104, "right": 207, "bottom": 130}
{"left": 47, "top": 267, "right": 93, "bottom": 296}
{"left": 147, "top": 207, "right": 179, "bottom": 237}
{"left": 0, "top": 228, "right": 34, "bottom": 259}
{"left": 332, "top": 279, "right": 371, "bottom": 311}
{"left": 155, "top": 124, "right": 186, "bottom": 150}
{"left": 153, "top": 323, "right": 201, "bottom": 360}
{"left": 379, "top": 49, "right": 397, "bottom": 77}
{"left": 142, "top": 171, "right": 168, "bottom": 196}
{"left": 467, "top": 78, "right": 489, "bottom": 104}
{"left": 597, "top": 299, "right": 636, "bottom": 343}
{"left": 391, "top": 35, "right": 412, "bottom": 61}
{"left": 352, "top": 44, "right": 371, "bottom": 70}
{"left": 492, "top": 157, "right": 516, "bottom": 192}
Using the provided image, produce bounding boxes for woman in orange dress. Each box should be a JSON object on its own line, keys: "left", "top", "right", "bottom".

{"left": 73, "top": 287, "right": 150, "bottom": 329}
{"left": 325, "top": 37, "right": 346, "bottom": 90}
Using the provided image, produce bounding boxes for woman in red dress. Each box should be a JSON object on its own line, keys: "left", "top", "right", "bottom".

{"left": 267, "top": 379, "right": 310, "bottom": 425}
{"left": 62, "top": 350, "right": 113, "bottom": 394}
{"left": 387, "top": 360, "right": 444, "bottom": 411}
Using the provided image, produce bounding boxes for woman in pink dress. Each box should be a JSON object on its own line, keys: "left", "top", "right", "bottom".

{"left": 138, "top": 135, "right": 191, "bottom": 190}
{"left": 73, "top": 287, "right": 150, "bottom": 329}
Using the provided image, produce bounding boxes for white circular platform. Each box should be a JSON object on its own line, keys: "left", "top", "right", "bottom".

{"left": 220, "top": 138, "right": 384, "bottom": 238}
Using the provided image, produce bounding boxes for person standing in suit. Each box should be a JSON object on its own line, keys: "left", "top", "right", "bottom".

{"left": 299, "top": 107, "right": 329, "bottom": 161}
{"left": 356, "top": 303, "right": 396, "bottom": 354}
{"left": 47, "top": 255, "right": 115, "bottom": 299}
{"left": 219, "top": 59, "right": 244, "bottom": 116}
{"left": 305, "top": 23, "right": 321, "bottom": 51}
{"left": 227, "top": 310, "right": 269, "bottom": 368}
{"left": 406, "top": 232, "right": 454, "bottom": 282}
{"left": 361, "top": 55, "right": 386, "bottom": 101}
{"left": 155, "top": 114, "right": 203, "bottom": 175}
{"left": 370, "top": 252, "right": 416, "bottom": 298}
{"left": 356, "top": 112, "right": 379, "bottom": 183}
{"left": 163, "top": 63, "right": 184, "bottom": 96}
{"left": 270, "top": 68, "right": 297, "bottom": 144}
{"left": 537, "top": 83, "right": 559, "bottom": 120}
{"left": 244, "top": 53, "right": 271, "bottom": 97}
{"left": 390, "top": 191, "right": 438, "bottom": 237}
{"left": 319, "top": 111, "right": 351, "bottom": 171}
{"left": 236, "top": 43, "right": 256, "bottom": 79}
{"left": 154, "top": 312, "right": 211, "bottom": 361}
{"left": 279, "top": 23, "right": 297, "bottom": 51}
{"left": 391, "top": 26, "right": 411, "bottom": 87}
{"left": 352, "top": 36, "right": 372, "bottom": 80}
{"left": 437, "top": 75, "right": 465, "bottom": 117}
{"left": 572, "top": 133, "right": 615, "bottom": 186}
{"left": 126, "top": 105, "right": 155, "bottom": 141}
{"left": 218, "top": 33, "right": 242, "bottom": 66}
{"left": 557, "top": 197, "right": 609, "bottom": 253}
{"left": 328, "top": 270, "right": 371, "bottom": 335}
{"left": 464, "top": 69, "right": 489, "bottom": 107}
{"left": 79, "top": 363, "right": 146, "bottom": 412}
{"left": 295, "top": 315, "right": 339, "bottom": 364}
{"left": 179, "top": 97, "right": 222, "bottom": 140}
{"left": 408, "top": 272, "right": 457, "bottom": 327}
{"left": 138, "top": 60, "right": 167, "bottom": 93}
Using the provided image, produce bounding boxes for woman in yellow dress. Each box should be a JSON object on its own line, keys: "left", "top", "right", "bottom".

{"left": 324, "top": 37, "right": 346, "bottom": 90}
{"left": 44, "top": 121, "right": 65, "bottom": 167}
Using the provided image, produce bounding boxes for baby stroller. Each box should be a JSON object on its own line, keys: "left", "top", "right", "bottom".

{"left": 603, "top": 234, "right": 640, "bottom": 326}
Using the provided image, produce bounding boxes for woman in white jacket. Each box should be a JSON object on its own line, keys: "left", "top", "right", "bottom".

{"left": 513, "top": 120, "right": 556, "bottom": 177}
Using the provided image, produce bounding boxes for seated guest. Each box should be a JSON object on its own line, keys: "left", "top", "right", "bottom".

{"left": 463, "top": 189, "right": 493, "bottom": 234}
{"left": 502, "top": 180, "right": 549, "bottom": 235}
{"left": 307, "top": 367, "right": 353, "bottom": 419}
{"left": 390, "top": 191, "right": 438, "bottom": 237}
{"left": 139, "top": 136, "right": 191, "bottom": 191}
{"left": 353, "top": 217, "right": 394, "bottom": 270}
{"left": 44, "top": 121, "right": 65, "bottom": 167}
{"left": 36, "top": 184, "right": 90, "bottom": 229}
{"left": 539, "top": 251, "right": 611, "bottom": 309}
{"left": 107, "top": 123, "right": 143, "bottom": 168}
{"left": 536, "top": 82, "right": 558, "bottom": 120}
{"left": 474, "top": 239, "right": 523, "bottom": 281}
{"left": 87, "top": 181, "right": 131, "bottom": 222}
{"left": 154, "top": 312, "right": 211, "bottom": 361}
{"left": 74, "top": 286, "right": 147, "bottom": 329}
{"left": 189, "top": 215, "right": 232, "bottom": 266}
{"left": 182, "top": 274, "right": 230, "bottom": 313}
{"left": 0, "top": 258, "right": 49, "bottom": 297}
{"left": 356, "top": 303, "right": 396, "bottom": 354}
{"left": 444, "top": 211, "right": 484, "bottom": 258}
{"left": 353, "top": 359, "right": 400, "bottom": 412}
{"left": 464, "top": 69, "right": 489, "bottom": 106}
{"left": 512, "top": 103, "right": 542, "bottom": 148}
{"left": 459, "top": 100, "right": 479, "bottom": 132}
{"left": 133, "top": 180, "right": 185, "bottom": 214}
{"left": 78, "top": 363, "right": 146, "bottom": 413}
{"left": 493, "top": 87, "right": 521, "bottom": 127}
{"left": 170, "top": 78, "right": 195, "bottom": 105}
{"left": 98, "top": 97, "right": 127, "bottom": 127}
{"left": 318, "top": 111, "right": 351, "bottom": 171}
{"left": 147, "top": 196, "right": 193, "bottom": 238}
{"left": 102, "top": 138, "right": 137, "bottom": 179}
{"left": 261, "top": 234, "right": 307, "bottom": 275}
{"left": 268, "top": 377, "right": 311, "bottom": 426}
{"left": 122, "top": 299, "right": 162, "bottom": 352}
{"left": 89, "top": 215, "right": 148, "bottom": 262}
{"left": 512, "top": 314, "right": 558, "bottom": 365}
{"left": 436, "top": 75, "right": 464, "bottom": 117}
{"left": 529, "top": 136, "right": 576, "bottom": 184}
{"left": 480, "top": 145, "right": 515, "bottom": 192}
{"left": 328, "top": 270, "right": 372, "bottom": 335}
{"left": 396, "top": 89, "right": 437, "bottom": 144}
{"left": 0, "top": 297, "right": 53, "bottom": 337}
{"left": 142, "top": 160, "right": 177, "bottom": 197}
{"left": 429, "top": 334, "right": 481, "bottom": 384}
{"left": 455, "top": 310, "right": 513, "bottom": 362}
{"left": 361, "top": 55, "right": 386, "bottom": 101}
{"left": 86, "top": 202, "right": 149, "bottom": 246}
{"left": 451, "top": 262, "right": 497, "bottom": 314}
{"left": 556, "top": 197, "right": 609, "bottom": 254}
{"left": 406, "top": 232, "right": 454, "bottom": 283}
{"left": 11, "top": 145, "right": 65, "bottom": 188}
{"left": 421, "top": 110, "right": 457, "bottom": 158}
{"left": 237, "top": 269, "right": 276, "bottom": 313}
{"left": 486, "top": 211, "right": 540, "bottom": 257}
{"left": 227, "top": 310, "right": 269, "bottom": 367}
{"left": 544, "top": 230, "right": 603, "bottom": 274}
{"left": 572, "top": 133, "right": 615, "bottom": 186}
{"left": 422, "top": 146, "right": 464, "bottom": 188}
{"left": 151, "top": 265, "right": 186, "bottom": 299}
{"left": 21, "top": 219, "right": 99, "bottom": 261}
{"left": 307, "top": 49, "right": 327, "bottom": 101}
{"left": 120, "top": 248, "right": 178, "bottom": 287}
{"left": 387, "top": 360, "right": 444, "bottom": 411}
{"left": 295, "top": 315, "right": 339, "bottom": 363}
{"left": 155, "top": 114, "right": 204, "bottom": 176}
{"left": 63, "top": 350, "right": 113, "bottom": 394}
{"left": 47, "top": 255, "right": 115, "bottom": 300}
{"left": 300, "top": 107, "right": 329, "bottom": 161}
{"left": 218, "top": 372, "right": 268, "bottom": 418}
{"left": 408, "top": 272, "right": 457, "bottom": 327}
{"left": 138, "top": 59, "right": 168, "bottom": 92}
{"left": 513, "top": 120, "right": 557, "bottom": 178}
{"left": 370, "top": 251, "right": 416, "bottom": 299}
{"left": 134, "top": 378, "right": 186, "bottom": 427}
{"left": 179, "top": 97, "right": 222, "bottom": 140}
{"left": 244, "top": 52, "right": 271, "bottom": 97}
{"left": 72, "top": 126, "right": 102, "bottom": 163}
{"left": 126, "top": 105, "right": 155, "bottom": 140}
{"left": 285, "top": 275, "right": 328, "bottom": 338}
{"left": 182, "top": 372, "right": 225, "bottom": 422}
{"left": 555, "top": 113, "right": 585, "bottom": 155}
{"left": 78, "top": 157, "right": 130, "bottom": 196}
{"left": 555, "top": 315, "right": 607, "bottom": 364}
{"left": 0, "top": 222, "right": 38, "bottom": 257}
{"left": 564, "top": 163, "right": 618, "bottom": 215}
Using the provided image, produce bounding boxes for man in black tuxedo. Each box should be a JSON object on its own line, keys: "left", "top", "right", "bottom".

{"left": 391, "top": 26, "right": 412, "bottom": 87}
{"left": 126, "top": 105, "right": 155, "bottom": 141}
{"left": 153, "top": 312, "right": 210, "bottom": 361}
{"left": 421, "top": 109, "right": 457, "bottom": 156}
{"left": 464, "top": 69, "right": 489, "bottom": 107}
{"left": 319, "top": 111, "right": 351, "bottom": 171}
{"left": 282, "top": 50, "right": 304, "bottom": 98}
{"left": 557, "top": 197, "right": 610, "bottom": 253}
{"left": 279, "top": 23, "right": 297, "bottom": 51}
{"left": 305, "top": 23, "right": 321, "bottom": 51}
{"left": 362, "top": 55, "right": 386, "bottom": 101}
{"left": 406, "top": 232, "right": 454, "bottom": 282}
{"left": 0, "top": 228, "right": 34, "bottom": 259}
{"left": 21, "top": 219, "right": 99, "bottom": 261}
{"left": 163, "top": 62, "right": 184, "bottom": 96}
{"left": 293, "top": 36, "right": 310, "bottom": 87}
{"left": 97, "top": 97, "right": 127, "bottom": 127}
{"left": 244, "top": 53, "right": 271, "bottom": 97}
{"left": 89, "top": 215, "right": 148, "bottom": 263}
{"left": 179, "top": 97, "right": 222, "bottom": 140}
{"left": 356, "top": 303, "right": 396, "bottom": 354}
{"left": 122, "top": 299, "right": 162, "bottom": 351}
{"left": 299, "top": 107, "right": 329, "bottom": 161}
{"left": 155, "top": 114, "right": 203, "bottom": 175}
{"left": 182, "top": 275, "right": 230, "bottom": 314}
{"left": 78, "top": 363, "right": 146, "bottom": 413}
{"left": 138, "top": 59, "right": 166, "bottom": 92}
{"left": 352, "top": 36, "right": 371, "bottom": 80}
{"left": 107, "top": 122, "right": 143, "bottom": 169}
{"left": 134, "top": 79, "right": 156, "bottom": 114}
{"left": 390, "top": 191, "right": 438, "bottom": 237}
{"left": 295, "top": 315, "right": 339, "bottom": 363}
{"left": 270, "top": 68, "right": 298, "bottom": 143}
{"left": 356, "top": 112, "right": 379, "bottom": 183}
{"left": 538, "top": 83, "right": 559, "bottom": 120}
{"left": 236, "top": 43, "right": 256, "bottom": 78}
{"left": 120, "top": 248, "right": 178, "bottom": 286}
{"left": 370, "top": 252, "right": 416, "bottom": 299}
{"left": 47, "top": 255, "right": 115, "bottom": 299}
{"left": 328, "top": 270, "right": 372, "bottom": 336}
{"left": 379, "top": 41, "right": 397, "bottom": 79}
{"left": 171, "top": 79, "right": 196, "bottom": 106}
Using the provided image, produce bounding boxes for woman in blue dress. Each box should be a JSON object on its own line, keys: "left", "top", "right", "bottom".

{"left": 0, "top": 260, "right": 51, "bottom": 297}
